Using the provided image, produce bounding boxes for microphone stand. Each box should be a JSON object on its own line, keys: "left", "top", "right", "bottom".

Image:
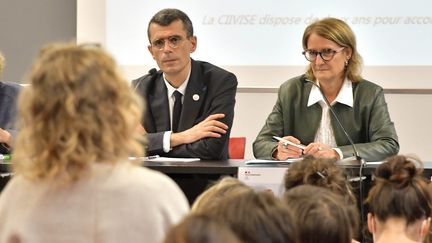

{"left": 305, "top": 78, "right": 366, "bottom": 238}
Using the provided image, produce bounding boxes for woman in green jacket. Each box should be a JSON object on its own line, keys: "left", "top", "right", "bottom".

{"left": 253, "top": 17, "right": 399, "bottom": 162}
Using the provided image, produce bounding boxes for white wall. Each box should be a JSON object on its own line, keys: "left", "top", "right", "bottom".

{"left": 76, "top": 0, "right": 105, "bottom": 45}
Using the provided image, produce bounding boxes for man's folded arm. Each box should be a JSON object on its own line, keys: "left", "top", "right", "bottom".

{"left": 145, "top": 132, "right": 165, "bottom": 155}
{"left": 168, "top": 74, "right": 237, "bottom": 159}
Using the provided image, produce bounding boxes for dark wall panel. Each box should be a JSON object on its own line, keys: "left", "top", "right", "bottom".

{"left": 0, "top": 0, "right": 76, "bottom": 82}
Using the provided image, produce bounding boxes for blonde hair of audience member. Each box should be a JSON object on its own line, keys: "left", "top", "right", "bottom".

{"left": 191, "top": 176, "right": 253, "bottom": 213}
{"left": 366, "top": 155, "right": 432, "bottom": 243}
{"left": 0, "top": 51, "right": 4, "bottom": 77}
{"left": 303, "top": 17, "right": 363, "bottom": 82}
{"left": 164, "top": 214, "right": 242, "bottom": 243}
{"left": 200, "top": 190, "right": 299, "bottom": 243}
{"left": 284, "top": 185, "right": 355, "bottom": 243}
{"left": 13, "top": 43, "right": 143, "bottom": 183}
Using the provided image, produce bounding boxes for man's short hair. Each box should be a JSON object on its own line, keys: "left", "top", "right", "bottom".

{"left": 147, "top": 8, "right": 194, "bottom": 41}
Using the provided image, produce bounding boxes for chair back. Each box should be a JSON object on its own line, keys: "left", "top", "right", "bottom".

{"left": 228, "top": 137, "right": 246, "bottom": 159}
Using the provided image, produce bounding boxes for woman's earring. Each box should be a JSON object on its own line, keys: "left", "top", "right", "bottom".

{"left": 345, "top": 60, "right": 349, "bottom": 67}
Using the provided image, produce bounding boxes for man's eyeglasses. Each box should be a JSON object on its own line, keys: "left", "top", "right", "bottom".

{"left": 302, "top": 47, "right": 345, "bottom": 62}
{"left": 151, "top": 36, "right": 184, "bottom": 50}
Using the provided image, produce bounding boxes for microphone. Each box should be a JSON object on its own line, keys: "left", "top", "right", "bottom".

{"left": 304, "top": 78, "right": 366, "bottom": 233}
{"left": 148, "top": 68, "right": 157, "bottom": 76}
{"left": 304, "top": 78, "right": 365, "bottom": 166}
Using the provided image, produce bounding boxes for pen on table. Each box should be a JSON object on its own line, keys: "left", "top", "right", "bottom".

{"left": 128, "top": 155, "right": 160, "bottom": 160}
{"left": 272, "top": 136, "right": 306, "bottom": 150}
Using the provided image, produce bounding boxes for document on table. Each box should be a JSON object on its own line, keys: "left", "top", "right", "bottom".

{"left": 364, "top": 161, "right": 384, "bottom": 165}
{"left": 245, "top": 158, "right": 303, "bottom": 165}
{"left": 129, "top": 156, "right": 200, "bottom": 162}
{"left": 1, "top": 173, "right": 12, "bottom": 178}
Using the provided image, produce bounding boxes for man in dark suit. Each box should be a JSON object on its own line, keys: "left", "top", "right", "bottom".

{"left": 132, "top": 8, "right": 237, "bottom": 160}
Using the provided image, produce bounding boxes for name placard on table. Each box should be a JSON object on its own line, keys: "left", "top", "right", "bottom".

{"left": 238, "top": 166, "right": 288, "bottom": 197}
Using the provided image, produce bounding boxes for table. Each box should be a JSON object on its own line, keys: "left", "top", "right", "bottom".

{"left": 141, "top": 160, "right": 245, "bottom": 204}
{"left": 143, "top": 160, "right": 366, "bottom": 204}
{"left": 142, "top": 160, "right": 432, "bottom": 204}
{"left": 3, "top": 160, "right": 432, "bottom": 204}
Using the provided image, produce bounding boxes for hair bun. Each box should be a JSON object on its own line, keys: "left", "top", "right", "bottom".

{"left": 375, "top": 155, "right": 422, "bottom": 188}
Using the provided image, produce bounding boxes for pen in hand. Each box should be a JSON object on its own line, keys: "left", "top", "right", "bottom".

{"left": 272, "top": 136, "right": 306, "bottom": 150}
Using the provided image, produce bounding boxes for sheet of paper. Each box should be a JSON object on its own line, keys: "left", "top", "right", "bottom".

{"left": 1, "top": 173, "right": 12, "bottom": 178}
{"left": 245, "top": 158, "right": 303, "bottom": 165}
{"left": 129, "top": 156, "right": 200, "bottom": 162}
{"left": 147, "top": 157, "right": 201, "bottom": 162}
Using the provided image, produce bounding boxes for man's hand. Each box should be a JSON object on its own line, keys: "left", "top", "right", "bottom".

{"left": 135, "top": 124, "right": 147, "bottom": 135}
{"left": 273, "top": 136, "right": 303, "bottom": 160}
{"left": 0, "top": 128, "right": 12, "bottom": 148}
{"left": 170, "top": 113, "right": 228, "bottom": 147}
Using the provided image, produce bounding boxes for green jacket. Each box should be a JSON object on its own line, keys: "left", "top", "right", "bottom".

{"left": 253, "top": 75, "right": 399, "bottom": 162}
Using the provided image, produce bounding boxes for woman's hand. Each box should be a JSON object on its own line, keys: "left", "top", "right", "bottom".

{"left": 303, "top": 142, "right": 340, "bottom": 159}
{"left": 273, "top": 136, "right": 304, "bottom": 160}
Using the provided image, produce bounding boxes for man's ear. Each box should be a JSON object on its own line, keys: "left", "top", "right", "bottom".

{"left": 147, "top": 45, "right": 156, "bottom": 60}
{"left": 367, "top": 213, "right": 376, "bottom": 233}
{"left": 189, "top": 36, "right": 197, "bottom": 53}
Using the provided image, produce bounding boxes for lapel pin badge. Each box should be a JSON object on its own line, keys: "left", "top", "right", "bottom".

{"left": 192, "top": 94, "right": 200, "bottom": 101}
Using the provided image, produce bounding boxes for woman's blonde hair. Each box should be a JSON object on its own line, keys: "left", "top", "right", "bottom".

{"left": 192, "top": 177, "right": 252, "bottom": 213}
{"left": 0, "top": 51, "right": 5, "bottom": 77}
{"left": 13, "top": 43, "right": 144, "bottom": 183}
{"left": 302, "top": 17, "right": 363, "bottom": 82}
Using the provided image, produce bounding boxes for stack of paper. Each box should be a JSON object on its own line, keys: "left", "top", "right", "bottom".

{"left": 245, "top": 158, "right": 303, "bottom": 165}
{"left": 129, "top": 156, "right": 200, "bottom": 162}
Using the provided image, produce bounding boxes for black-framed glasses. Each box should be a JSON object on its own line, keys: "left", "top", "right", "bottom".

{"left": 302, "top": 47, "right": 345, "bottom": 62}
{"left": 151, "top": 35, "right": 184, "bottom": 50}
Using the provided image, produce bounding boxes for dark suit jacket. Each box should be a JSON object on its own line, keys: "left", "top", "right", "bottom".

{"left": 253, "top": 75, "right": 399, "bottom": 162}
{"left": 0, "top": 81, "right": 21, "bottom": 154}
{"left": 132, "top": 59, "right": 237, "bottom": 160}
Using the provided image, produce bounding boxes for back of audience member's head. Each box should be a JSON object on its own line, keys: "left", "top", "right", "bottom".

{"left": 284, "top": 185, "right": 354, "bottom": 243}
{"left": 191, "top": 176, "right": 253, "bottom": 213}
{"left": 200, "top": 189, "right": 298, "bottom": 243}
{"left": 13, "top": 43, "right": 143, "bottom": 184}
{"left": 284, "top": 157, "right": 360, "bottom": 240}
{"left": 366, "top": 155, "right": 432, "bottom": 242}
{"left": 163, "top": 214, "right": 242, "bottom": 243}
{"left": 284, "top": 156, "right": 356, "bottom": 205}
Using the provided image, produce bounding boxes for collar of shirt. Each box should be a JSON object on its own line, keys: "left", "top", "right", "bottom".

{"left": 307, "top": 78, "right": 353, "bottom": 107}
{"left": 163, "top": 68, "right": 191, "bottom": 136}
{"left": 163, "top": 70, "right": 191, "bottom": 98}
